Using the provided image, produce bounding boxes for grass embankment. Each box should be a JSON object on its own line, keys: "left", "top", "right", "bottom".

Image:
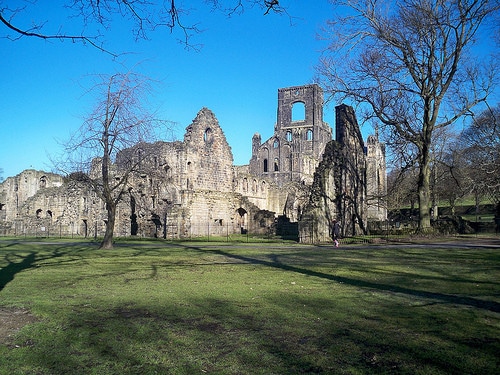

{"left": 0, "top": 238, "right": 498, "bottom": 374}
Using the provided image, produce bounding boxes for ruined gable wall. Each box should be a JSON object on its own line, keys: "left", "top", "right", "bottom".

{"left": 184, "top": 108, "right": 234, "bottom": 193}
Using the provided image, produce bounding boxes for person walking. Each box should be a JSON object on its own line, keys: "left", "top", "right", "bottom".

{"left": 331, "top": 219, "right": 341, "bottom": 248}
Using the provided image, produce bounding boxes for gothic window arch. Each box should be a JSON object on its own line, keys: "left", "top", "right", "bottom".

{"left": 274, "top": 158, "right": 279, "bottom": 172}
{"left": 204, "top": 127, "right": 212, "bottom": 143}
{"left": 286, "top": 131, "right": 292, "bottom": 142}
{"left": 263, "top": 158, "right": 268, "bottom": 172}
{"left": 273, "top": 138, "right": 279, "bottom": 148}
{"left": 292, "top": 101, "right": 305, "bottom": 121}
{"left": 306, "top": 129, "right": 313, "bottom": 141}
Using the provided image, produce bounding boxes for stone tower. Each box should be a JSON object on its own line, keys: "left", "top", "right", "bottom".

{"left": 249, "top": 84, "right": 332, "bottom": 186}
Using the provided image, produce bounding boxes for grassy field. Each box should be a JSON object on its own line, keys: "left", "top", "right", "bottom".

{"left": 0, "top": 237, "right": 498, "bottom": 374}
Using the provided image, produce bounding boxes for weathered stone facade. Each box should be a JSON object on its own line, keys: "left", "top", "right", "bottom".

{"left": 298, "top": 104, "right": 387, "bottom": 242}
{"left": 0, "top": 84, "right": 386, "bottom": 242}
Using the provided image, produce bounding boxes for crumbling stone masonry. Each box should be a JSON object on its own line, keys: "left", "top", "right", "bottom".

{"left": 0, "top": 84, "right": 386, "bottom": 242}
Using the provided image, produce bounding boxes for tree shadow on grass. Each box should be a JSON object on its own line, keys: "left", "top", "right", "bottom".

{"left": 107, "top": 241, "right": 500, "bottom": 313}
{"left": 235, "top": 251, "right": 500, "bottom": 312}
{"left": 169, "top": 243, "right": 500, "bottom": 313}
{"left": 0, "top": 252, "right": 36, "bottom": 292}
{"left": 0, "top": 241, "right": 94, "bottom": 293}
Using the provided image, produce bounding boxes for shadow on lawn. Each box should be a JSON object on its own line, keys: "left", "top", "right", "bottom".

{"left": 0, "top": 241, "right": 93, "bottom": 293}
{"left": 0, "top": 251, "right": 36, "bottom": 292}
{"left": 2, "top": 241, "right": 498, "bottom": 374}
{"left": 173, "top": 243, "right": 500, "bottom": 313}
{"left": 234, "top": 251, "right": 500, "bottom": 312}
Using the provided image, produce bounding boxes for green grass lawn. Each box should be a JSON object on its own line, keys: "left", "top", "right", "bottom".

{"left": 0, "top": 238, "right": 498, "bottom": 374}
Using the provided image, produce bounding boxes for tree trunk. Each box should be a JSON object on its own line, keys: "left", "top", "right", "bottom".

{"left": 418, "top": 157, "right": 432, "bottom": 231}
{"left": 100, "top": 202, "right": 116, "bottom": 249}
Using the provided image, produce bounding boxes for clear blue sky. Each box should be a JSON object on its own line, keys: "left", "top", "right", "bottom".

{"left": 1, "top": 1, "right": 347, "bottom": 179}
{"left": 2, "top": 2, "right": 497, "bottom": 180}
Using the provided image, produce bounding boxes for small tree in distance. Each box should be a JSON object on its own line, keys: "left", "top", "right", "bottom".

{"left": 62, "top": 72, "right": 169, "bottom": 249}
{"left": 458, "top": 105, "right": 500, "bottom": 219}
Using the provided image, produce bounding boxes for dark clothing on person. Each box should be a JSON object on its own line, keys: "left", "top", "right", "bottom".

{"left": 330, "top": 220, "right": 341, "bottom": 247}
{"left": 331, "top": 221, "right": 340, "bottom": 240}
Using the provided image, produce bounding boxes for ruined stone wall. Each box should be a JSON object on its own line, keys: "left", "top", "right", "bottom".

{"left": 0, "top": 85, "right": 386, "bottom": 242}
{"left": 0, "top": 171, "right": 65, "bottom": 235}
{"left": 184, "top": 108, "right": 234, "bottom": 193}
{"left": 365, "top": 134, "right": 387, "bottom": 221}
{"left": 299, "top": 104, "right": 371, "bottom": 243}
{"left": 298, "top": 141, "right": 342, "bottom": 243}
{"left": 335, "top": 104, "right": 367, "bottom": 236}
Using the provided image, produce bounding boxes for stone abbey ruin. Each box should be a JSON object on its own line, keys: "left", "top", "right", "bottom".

{"left": 0, "top": 84, "right": 386, "bottom": 242}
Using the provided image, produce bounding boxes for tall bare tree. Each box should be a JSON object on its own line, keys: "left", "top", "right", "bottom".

{"left": 62, "top": 72, "right": 168, "bottom": 249}
{"left": 318, "top": 0, "right": 499, "bottom": 231}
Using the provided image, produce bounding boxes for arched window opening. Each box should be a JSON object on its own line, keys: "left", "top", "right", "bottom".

{"left": 286, "top": 131, "right": 292, "bottom": 142}
{"left": 36, "top": 209, "right": 42, "bottom": 218}
{"left": 236, "top": 207, "right": 248, "bottom": 234}
{"left": 292, "top": 102, "right": 305, "bottom": 121}
{"left": 204, "top": 128, "right": 212, "bottom": 143}
{"left": 47, "top": 210, "right": 52, "bottom": 218}
{"left": 306, "top": 129, "right": 313, "bottom": 141}
{"left": 274, "top": 158, "right": 279, "bottom": 172}
{"left": 273, "top": 138, "right": 279, "bottom": 148}
{"left": 39, "top": 176, "right": 47, "bottom": 188}
{"left": 263, "top": 159, "right": 268, "bottom": 172}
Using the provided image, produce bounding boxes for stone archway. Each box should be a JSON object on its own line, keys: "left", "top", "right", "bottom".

{"left": 236, "top": 207, "right": 247, "bottom": 234}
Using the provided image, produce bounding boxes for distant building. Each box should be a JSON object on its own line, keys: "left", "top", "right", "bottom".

{"left": 0, "top": 84, "right": 386, "bottom": 242}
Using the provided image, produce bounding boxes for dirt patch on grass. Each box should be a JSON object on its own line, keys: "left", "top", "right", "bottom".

{"left": 0, "top": 307, "right": 38, "bottom": 346}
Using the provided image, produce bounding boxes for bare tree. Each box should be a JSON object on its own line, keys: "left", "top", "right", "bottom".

{"left": 61, "top": 72, "right": 169, "bottom": 249}
{"left": 458, "top": 105, "right": 500, "bottom": 218}
{"left": 0, "top": 1, "right": 286, "bottom": 53}
{"left": 432, "top": 135, "right": 467, "bottom": 216}
{"left": 318, "top": 0, "right": 499, "bottom": 231}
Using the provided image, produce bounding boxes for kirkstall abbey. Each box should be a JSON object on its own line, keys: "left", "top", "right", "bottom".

{"left": 0, "top": 84, "right": 386, "bottom": 242}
